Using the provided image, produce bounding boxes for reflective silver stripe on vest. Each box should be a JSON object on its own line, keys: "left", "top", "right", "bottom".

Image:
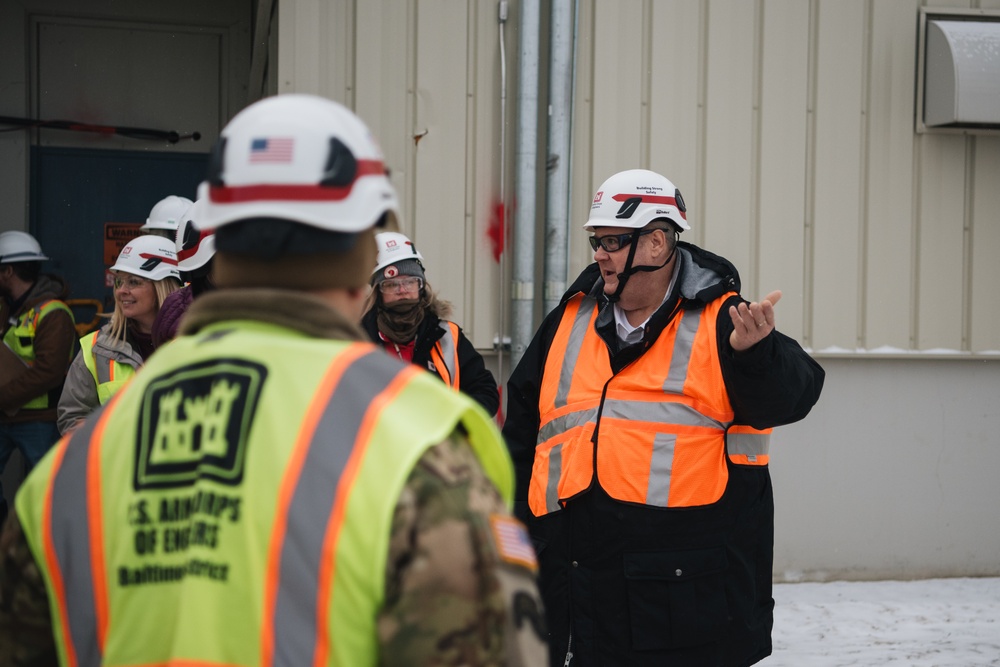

{"left": 544, "top": 442, "right": 565, "bottom": 512}
{"left": 727, "top": 431, "right": 770, "bottom": 458}
{"left": 555, "top": 299, "right": 597, "bottom": 408}
{"left": 272, "top": 350, "right": 407, "bottom": 667}
{"left": 538, "top": 396, "right": 724, "bottom": 448}
{"left": 538, "top": 406, "right": 598, "bottom": 445}
{"left": 48, "top": 413, "right": 103, "bottom": 666}
{"left": 600, "top": 398, "right": 726, "bottom": 430}
{"left": 646, "top": 432, "right": 677, "bottom": 505}
{"left": 436, "top": 321, "right": 458, "bottom": 387}
{"left": 662, "top": 307, "right": 702, "bottom": 394}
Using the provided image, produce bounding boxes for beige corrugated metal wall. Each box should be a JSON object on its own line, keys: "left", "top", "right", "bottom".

{"left": 278, "top": 0, "right": 507, "bottom": 352}
{"left": 278, "top": 0, "right": 1000, "bottom": 358}
{"left": 573, "top": 0, "right": 1000, "bottom": 354}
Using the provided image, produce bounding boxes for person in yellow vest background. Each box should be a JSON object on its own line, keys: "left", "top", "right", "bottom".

{"left": 502, "top": 169, "right": 826, "bottom": 666}
{"left": 362, "top": 231, "right": 500, "bottom": 417}
{"left": 56, "top": 235, "right": 181, "bottom": 435}
{"left": 0, "top": 231, "right": 76, "bottom": 528}
{"left": 0, "top": 94, "right": 547, "bottom": 667}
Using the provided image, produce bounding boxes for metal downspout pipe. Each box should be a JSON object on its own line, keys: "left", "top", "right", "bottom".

{"left": 543, "top": 0, "right": 576, "bottom": 315}
{"left": 510, "top": 0, "right": 541, "bottom": 372}
{"left": 496, "top": 0, "right": 509, "bottom": 393}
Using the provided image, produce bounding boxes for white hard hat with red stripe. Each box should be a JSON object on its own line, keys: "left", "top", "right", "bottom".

{"left": 141, "top": 195, "right": 194, "bottom": 232}
{"left": 174, "top": 199, "right": 215, "bottom": 272}
{"left": 197, "top": 94, "right": 400, "bottom": 234}
{"left": 111, "top": 235, "right": 180, "bottom": 282}
{"left": 584, "top": 169, "right": 690, "bottom": 232}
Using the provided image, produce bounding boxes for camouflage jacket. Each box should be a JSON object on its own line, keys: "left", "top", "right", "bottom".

{"left": 0, "top": 289, "right": 547, "bottom": 667}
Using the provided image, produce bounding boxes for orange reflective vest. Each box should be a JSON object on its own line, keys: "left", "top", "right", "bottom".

{"left": 429, "top": 320, "right": 461, "bottom": 390}
{"left": 529, "top": 292, "right": 771, "bottom": 516}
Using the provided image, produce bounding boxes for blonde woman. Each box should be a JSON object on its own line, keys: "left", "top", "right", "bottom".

{"left": 57, "top": 235, "right": 181, "bottom": 433}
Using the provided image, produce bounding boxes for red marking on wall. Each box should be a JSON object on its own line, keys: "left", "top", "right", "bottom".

{"left": 487, "top": 200, "right": 506, "bottom": 262}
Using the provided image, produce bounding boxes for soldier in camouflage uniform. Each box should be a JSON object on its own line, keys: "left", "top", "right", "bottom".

{"left": 0, "top": 94, "right": 546, "bottom": 666}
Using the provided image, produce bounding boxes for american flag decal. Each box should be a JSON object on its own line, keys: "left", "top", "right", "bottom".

{"left": 490, "top": 514, "right": 538, "bottom": 571}
{"left": 249, "top": 137, "right": 294, "bottom": 163}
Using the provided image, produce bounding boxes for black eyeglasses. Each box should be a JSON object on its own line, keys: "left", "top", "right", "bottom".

{"left": 588, "top": 229, "right": 655, "bottom": 253}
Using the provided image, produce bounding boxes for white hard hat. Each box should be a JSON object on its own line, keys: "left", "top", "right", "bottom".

{"left": 111, "top": 235, "right": 181, "bottom": 282}
{"left": 584, "top": 169, "right": 690, "bottom": 232}
{"left": 197, "top": 94, "right": 400, "bottom": 235}
{"left": 372, "top": 231, "right": 424, "bottom": 276}
{"left": 0, "top": 231, "right": 48, "bottom": 263}
{"left": 175, "top": 199, "right": 215, "bottom": 272}
{"left": 141, "top": 195, "right": 194, "bottom": 232}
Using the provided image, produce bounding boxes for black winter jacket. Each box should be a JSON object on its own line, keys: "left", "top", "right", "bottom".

{"left": 361, "top": 309, "right": 500, "bottom": 417}
{"left": 502, "top": 243, "right": 825, "bottom": 667}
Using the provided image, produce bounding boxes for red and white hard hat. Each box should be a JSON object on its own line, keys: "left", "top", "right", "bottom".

{"left": 141, "top": 195, "right": 194, "bottom": 232}
{"left": 372, "top": 231, "right": 424, "bottom": 276}
{"left": 111, "top": 235, "right": 180, "bottom": 282}
{"left": 0, "top": 231, "right": 48, "bottom": 263}
{"left": 197, "top": 94, "right": 400, "bottom": 234}
{"left": 174, "top": 199, "right": 215, "bottom": 272}
{"left": 584, "top": 169, "right": 690, "bottom": 232}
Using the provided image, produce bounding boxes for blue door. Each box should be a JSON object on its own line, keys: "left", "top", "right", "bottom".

{"left": 30, "top": 146, "right": 208, "bottom": 317}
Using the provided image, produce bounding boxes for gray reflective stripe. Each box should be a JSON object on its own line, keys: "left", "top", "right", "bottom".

{"left": 272, "top": 350, "right": 405, "bottom": 667}
{"left": 48, "top": 414, "right": 102, "bottom": 667}
{"left": 436, "top": 321, "right": 458, "bottom": 386}
{"left": 545, "top": 442, "right": 564, "bottom": 512}
{"left": 555, "top": 299, "right": 597, "bottom": 408}
{"left": 538, "top": 407, "right": 598, "bottom": 445}
{"left": 645, "top": 432, "right": 677, "bottom": 506}
{"left": 727, "top": 431, "right": 770, "bottom": 457}
{"left": 601, "top": 398, "right": 726, "bottom": 430}
{"left": 663, "top": 307, "right": 702, "bottom": 394}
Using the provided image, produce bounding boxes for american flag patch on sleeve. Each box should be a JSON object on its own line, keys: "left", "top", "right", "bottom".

{"left": 489, "top": 514, "right": 538, "bottom": 571}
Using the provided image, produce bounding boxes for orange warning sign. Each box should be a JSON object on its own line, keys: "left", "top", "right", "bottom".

{"left": 104, "top": 223, "right": 143, "bottom": 266}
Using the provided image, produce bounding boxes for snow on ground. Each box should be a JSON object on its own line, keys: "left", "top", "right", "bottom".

{"left": 766, "top": 577, "right": 1000, "bottom": 666}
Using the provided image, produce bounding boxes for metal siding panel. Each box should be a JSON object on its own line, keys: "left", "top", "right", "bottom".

{"left": 970, "top": 137, "right": 1000, "bottom": 352}
{"left": 468, "top": 0, "right": 505, "bottom": 350}
{"left": 758, "top": 0, "right": 810, "bottom": 344}
{"left": 280, "top": 0, "right": 351, "bottom": 101}
{"left": 702, "top": 0, "right": 755, "bottom": 279}
{"left": 278, "top": 0, "right": 321, "bottom": 94}
{"left": 278, "top": 0, "right": 348, "bottom": 98}
{"left": 648, "top": 0, "right": 702, "bottom": 242}
{"left": 589, "top": 1, "right": 645, "bottom": 181}
{"left": 412, "top": 0, "right": 470, "bottom": 326}
{"left": 915, "top": 136, "right": 966, "bottom": 350}
{"left": 863, "top": 0, "right": 917, "bottom": 350}
{"left": 569, "top": 0, "right": 597, "bottom": 281}
{"left": 354, "top": 1, "right": 411, "bottom": 229}
{"left": 811, "top": 0, "right": 866, "bottom": 352}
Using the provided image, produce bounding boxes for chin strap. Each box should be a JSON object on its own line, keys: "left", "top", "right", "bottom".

{"left": 605, "top": 230, "right": 678, "bottom": 303}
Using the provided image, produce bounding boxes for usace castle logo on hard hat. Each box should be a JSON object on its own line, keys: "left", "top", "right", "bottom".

{"left": 134, "top": 360, "right": 267, "bottom": 490}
